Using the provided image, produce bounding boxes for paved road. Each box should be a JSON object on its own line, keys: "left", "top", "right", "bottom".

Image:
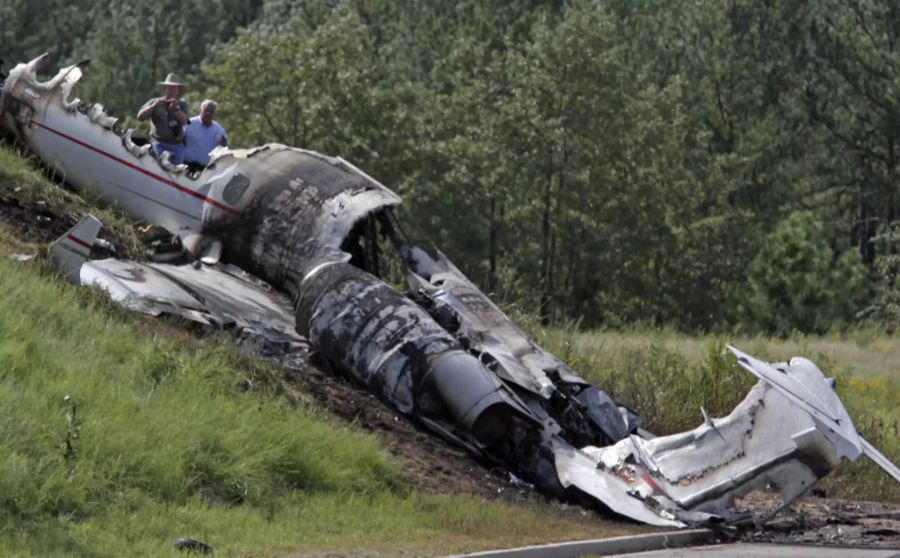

{"left": 616, "top": 543, "right": 900, "bottom": 557}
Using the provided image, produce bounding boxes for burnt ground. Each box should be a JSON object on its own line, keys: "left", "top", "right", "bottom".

{"left": 2, "top": 189, "right": 899, "bottom": 549}
{"left": 735, "top": 492, "right": 900, "bottom": 549}
{"left": 0, "top": 189, "right": 77, "bottom": 244}
{"left": 286, "top": 360, "right": 516, "bottom": 500}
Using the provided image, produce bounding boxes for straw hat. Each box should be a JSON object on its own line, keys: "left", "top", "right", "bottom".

{"left": 159, "top": 73, "right": 185, "bottom": 87}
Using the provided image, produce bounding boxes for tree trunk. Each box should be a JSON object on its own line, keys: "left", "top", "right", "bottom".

{"left": 488, "top": 195, "right": 498, "bottom": 294}
{"left": 539, "top": 146, "right": 554, "bottom": 326}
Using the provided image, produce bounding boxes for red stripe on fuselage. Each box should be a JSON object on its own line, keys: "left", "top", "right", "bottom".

{"left": 32, "top": 121, "right": 239, "bottom": 216}
{"left": 67, "top": 233, "right": 93, "bottom": 252}
{"left": 641, "top": 473, "right": 661, "bottom": 493}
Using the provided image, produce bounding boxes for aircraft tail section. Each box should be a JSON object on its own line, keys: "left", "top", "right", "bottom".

{"left": 50, "top": 214, "right": 101, "bottom": 282}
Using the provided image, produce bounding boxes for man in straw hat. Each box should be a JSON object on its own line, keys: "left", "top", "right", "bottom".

{"left": 137, "top": 73, "right": 190, "bottom": 165}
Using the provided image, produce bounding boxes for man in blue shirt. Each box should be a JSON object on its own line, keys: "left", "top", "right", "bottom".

{"left": 183, "top": 100, "right": 229, "bottom": 171}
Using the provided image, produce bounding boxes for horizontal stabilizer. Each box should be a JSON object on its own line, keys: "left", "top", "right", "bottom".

{"left": 861, "top": 437, "right": 900, "bottom": 483}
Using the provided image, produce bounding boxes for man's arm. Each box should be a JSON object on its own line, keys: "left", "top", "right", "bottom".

{"left": 137, "top": 98, "right": 162, "bottom": 121}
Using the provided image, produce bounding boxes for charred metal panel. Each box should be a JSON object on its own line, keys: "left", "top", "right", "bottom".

{"left": 404, "top": 247, "right": 590, "bottom": 394}
{"left": 404, "top": 247, "right": 636, "bottom": 449}
{"left": 211, "top": 149, "right": 400, "bottom": 293}
{"left": 295, "top": 261, "right": 536, "bottom": 447}
{"left": 50, "top": 217, "right": 308, "bottom": 367}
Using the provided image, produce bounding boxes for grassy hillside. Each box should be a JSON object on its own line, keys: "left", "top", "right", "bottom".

{"left": 0, "top": 250, "right": 641, "bottom": 557}
{"left": 0, "top": 145, "right": 636, "bottom": 556}
{"left": 0, "top": 146, "right": 141, "bottom": 254}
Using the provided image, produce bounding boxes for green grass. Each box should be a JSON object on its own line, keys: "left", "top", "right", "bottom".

{"left": 0, "top": 253, "right": 640, "bottom": 557}
{"left": 539, "top": 327, "right": 900, "bottom": 380}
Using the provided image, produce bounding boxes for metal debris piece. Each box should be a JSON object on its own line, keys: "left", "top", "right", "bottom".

{"left": 173, "top": 537, "right": 212, "bottom": 554}
{"left": 507, "top": 472, "right": 535, "bottom": 493}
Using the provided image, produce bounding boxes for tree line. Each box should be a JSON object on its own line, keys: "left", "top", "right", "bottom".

{"left": 2, "top": 0, "right": 899, "bottom": 334}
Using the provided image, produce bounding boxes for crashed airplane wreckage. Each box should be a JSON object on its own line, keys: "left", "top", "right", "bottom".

{"left": 2, "top": 54, "right": 898, "bottom": 528}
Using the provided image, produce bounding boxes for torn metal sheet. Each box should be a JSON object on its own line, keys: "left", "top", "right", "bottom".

{"left": 586, "top": 372, "right": 839, "bottom": 518}
{"left": 4, "top": 54, "right": 899, "bottom": 528}
{"left": 49, "top": 214, "right": 308, "bottom": 366}
{"left": 730, "top": 346, "right": 862, "bottom": 460}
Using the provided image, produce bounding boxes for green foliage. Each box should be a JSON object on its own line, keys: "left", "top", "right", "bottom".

{"left": 740, "top": 211, "right": 869, "bottom": 334}
{"left": 866, "top": 223, "right": 900, "bottom": 329}
{"left": 5, "top": 0, "right": 900, "bottom": 332}
{"left": 0, "top": 0, "right": 94, "bottom": 67}
{"left": 200, "top": 8, "right": 379, "bottom": 156}
{"left": 3, "top": 0, "right": 269, "bottom": 125}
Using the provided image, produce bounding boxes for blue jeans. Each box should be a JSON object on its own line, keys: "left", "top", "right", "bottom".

{"left": 152, "top": 141, "right": 184, "bottom": 165}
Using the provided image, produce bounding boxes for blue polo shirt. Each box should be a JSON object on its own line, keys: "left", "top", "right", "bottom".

{"left": 183, "top": 116, "right": 228, "bottom": 166}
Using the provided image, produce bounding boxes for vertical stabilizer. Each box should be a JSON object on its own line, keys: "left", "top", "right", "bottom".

{"left": 50, "top": 214, "right": 101, "bottom": 283}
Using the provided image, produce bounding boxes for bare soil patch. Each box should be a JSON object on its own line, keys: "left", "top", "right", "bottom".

{"left": 0, "top": 191, "right": 75, "bottom": 243}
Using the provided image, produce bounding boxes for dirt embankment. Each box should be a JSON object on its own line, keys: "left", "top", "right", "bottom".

{"left": 289, "top": 361, "right": 513, "bottom": 498}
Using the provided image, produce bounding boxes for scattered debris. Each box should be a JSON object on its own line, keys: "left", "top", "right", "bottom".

{"left": 7, "top": 253, "right": 33, "bottom": 261}
{"left": 173, "top": 537, "right": 213, "bottom": 554}
{"left": 3, "top": 52, "right": 899, "bottom": 529}
{"left": 507, "top": 472, "right": 535, "bottom": 494}
{"left": 734, "top": 492, "right": 900, "bottom": 549}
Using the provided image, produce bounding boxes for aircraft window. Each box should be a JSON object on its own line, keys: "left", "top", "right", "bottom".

{"left": 223, "top": 173, "right": 249, "bottom": 204}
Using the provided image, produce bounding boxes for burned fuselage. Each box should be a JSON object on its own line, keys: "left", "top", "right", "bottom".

{"left": 2, "top": 54, "right": 898, "bottom": 528}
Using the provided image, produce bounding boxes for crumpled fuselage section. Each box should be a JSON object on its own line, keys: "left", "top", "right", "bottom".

{"left": 3, "top": 54, "right": 898, "bottom": 529}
